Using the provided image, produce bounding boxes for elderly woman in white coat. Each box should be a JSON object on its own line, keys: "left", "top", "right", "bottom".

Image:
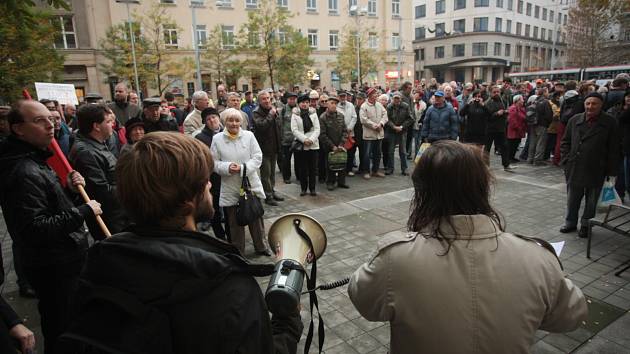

{"left": 291, "top": 94, "right": 320, "bottom": 196}
{"left": 210, "top": 108, "right": 271, "bottom": 256}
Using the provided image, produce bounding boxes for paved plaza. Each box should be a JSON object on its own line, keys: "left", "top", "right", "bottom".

{"left": 2, "top": 154, "right": 630, "bottom": 353}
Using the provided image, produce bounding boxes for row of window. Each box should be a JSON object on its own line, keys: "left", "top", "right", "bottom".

{"left": 432, "top": 42, "right": 513, "bottom": 58}
{"left": 415, "top": 0, "right": 567, "bottom": 26}
{"left": 161, "top": 0, "right": 392, "bottom": 16}
{"left": 414, "top": 17, "right": 566, "bottom": 43}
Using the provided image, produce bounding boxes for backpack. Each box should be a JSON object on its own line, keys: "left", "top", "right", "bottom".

{"left": 525, "top": 99, "right": 538, "bottom": 126}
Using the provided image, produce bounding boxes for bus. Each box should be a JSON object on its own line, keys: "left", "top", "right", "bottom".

{"left": 508, "top": 64, "right": 630, "bottom": 83}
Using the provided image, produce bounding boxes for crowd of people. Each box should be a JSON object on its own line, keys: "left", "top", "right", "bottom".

{"left": 0, "top": 72, "right": 628, "bottom": 353}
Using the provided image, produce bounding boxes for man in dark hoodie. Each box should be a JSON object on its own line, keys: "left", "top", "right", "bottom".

{"left": 107, "top": 83, "right": 141, "bottom": 125}
{"left": 62, "top": 132, "right": 303, "bottom": 354}
{"left": 0, "top": 100, "right": 101, "bottom": 354}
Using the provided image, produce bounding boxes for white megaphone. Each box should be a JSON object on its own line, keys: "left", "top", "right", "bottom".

{"left": 265, "top": 213, "right": 327, "bottom": 316}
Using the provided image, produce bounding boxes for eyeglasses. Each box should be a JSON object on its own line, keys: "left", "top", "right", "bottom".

{"left": 23, "top": 116, "right": 55, "bottom": 126}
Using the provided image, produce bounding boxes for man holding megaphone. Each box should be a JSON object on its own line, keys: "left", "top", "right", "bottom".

{"left": 61, "top": 133, "right": 303, "bottom": 354}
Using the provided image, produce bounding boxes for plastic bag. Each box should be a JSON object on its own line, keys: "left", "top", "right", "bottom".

{"left": 598, "top": 180, "right": 622, "bottom": 210}
{"left": 414, "top": 143, "right": 431, "bottom": 164}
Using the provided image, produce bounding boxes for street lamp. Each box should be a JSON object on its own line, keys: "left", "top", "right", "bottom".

{"left": 350, "top": 5, "right": 367, "bottom": 85}
{"left": 190, "top": 1, "right": 203, "bottom": 90}
{"left": 116, "top": 0, "right": 141, "bottom": 97}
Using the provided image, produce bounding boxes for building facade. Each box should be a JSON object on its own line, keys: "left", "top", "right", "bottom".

{"left": 49, "top": 0, "right": 415, "bottom": 101}
{"left": 412, "top": 0, "right": 569, "bottom": 83}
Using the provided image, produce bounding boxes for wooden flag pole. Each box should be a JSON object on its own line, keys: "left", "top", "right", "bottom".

{"left": 76, "top": 183, "right": 112, "bottom": 238}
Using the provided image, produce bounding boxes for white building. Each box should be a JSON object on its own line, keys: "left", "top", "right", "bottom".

{"left": 412, "top": 0, "right": 570, "bottom": 83}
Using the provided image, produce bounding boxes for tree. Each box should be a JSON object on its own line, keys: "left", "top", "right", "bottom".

{"left": 0, "top": 7, "right": 64, "bottom": 103}
{"left": 565, "top": 0, "right": 630, "bottom": 67}
{"left": 99, "top": 3, "right": 194, "bottom": 95}
{"left": 1, "top": 0, "right": 69, "bottom": 24}
{"left": 332, "top": 26, "right": 384, "bottom": 85}
{"left": 237, "top": 0, "right": 313, "bottom": 90}
{"left": 203, "top": 25, "right": 236, "bottom": 86}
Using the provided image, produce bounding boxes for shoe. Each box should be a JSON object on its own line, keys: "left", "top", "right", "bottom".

{"left": 256, "top": 249, "right": 273, "bottom": 257}
{"left": 401, "top": 170, "right": 408, "bottom": 176}
{"left": 19, "top": 286, "right": 36, "bottom": 298}
{"left": 272, "top": 193, "right": 284, "bottom": 201}
{"left": 384, "top": 170, "right": 393, "bottom": 175}
{"left": 510, "top": 158, "right": 520, "bottom": 163}
{"left": 310, "top": 191, "right": 317, "bottom": 196}
{"left": 300, "top": 191, "right": 307, "bottom": 196}
{"left": 265, "top": 198, "right": 278, "bottom": 206}
{"left": 348, "top": 171, "right": 355, "bottom": 177}
{"left": 284, "top": 179, "right": 291, "bottom": 184}
{"left": 327, "top": 184, "right": 335, "bottom": 191}
{"left": 372, "top": 171, "right": 385, "bottom": 178}
{"left": 363, "top": 173, "right": 371, "bottom": 180}
{"left": 578, "top": 227, "right": 589, "bottom": 238}
{"left": 559, "top": 225, "right": 577, "bottom": 233}
{"left": 338, "top": 184, "right": 350, "bottom": 189}
{"left": 534, "top": 161, "right": 548, "bottom": 166}
{"left": 406, "top": 155, "right": 413, "bottom": 160}
{"left": 503, "top": 165, "right": 517, "bottom": 172}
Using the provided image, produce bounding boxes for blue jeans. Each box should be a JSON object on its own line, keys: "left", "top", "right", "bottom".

{"left": 565, "top": 184, "right": 603, "bottom": 229}
{"left": 385, "top": 131, "right": 408, "bottom": 173}
{"left": 362, "top": 139, "right": 382, "bottom": 173}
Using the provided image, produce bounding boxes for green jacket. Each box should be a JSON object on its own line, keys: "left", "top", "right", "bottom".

{"left": 319, "top": 110, "right": 348, "bottom": 151}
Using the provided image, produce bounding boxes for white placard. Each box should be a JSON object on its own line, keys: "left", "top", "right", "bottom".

{"left": 550, "top": 241, "right": 565, "bottom": 257}
{"left": 34, "top": 82, "right": 79, "bottom": 105}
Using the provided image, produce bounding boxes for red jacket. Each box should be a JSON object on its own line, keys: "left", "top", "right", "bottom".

{"left": 507, "top": 105, "right": 527, "bottom": 139}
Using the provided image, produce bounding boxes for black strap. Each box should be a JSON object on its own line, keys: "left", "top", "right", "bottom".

{"left": 514, "top": 234, "right": 564, "bottom": 271}
{"left": 241, "top": 164, "right": 251, "bottom": 192}
{"left": 293, "top": 218, "right": 324, "bottom": 354}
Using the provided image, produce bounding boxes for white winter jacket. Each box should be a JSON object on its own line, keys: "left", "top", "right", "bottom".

{"left": 291, "top": 107, "right": 320, "bottom": 150}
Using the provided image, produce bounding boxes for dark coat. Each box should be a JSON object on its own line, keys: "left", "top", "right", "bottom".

{"left": 280, "top": 104, "right": 297, "bottom": 146}
{"left": 108, "top": 101, "right": 141, "bottom": 125}
{"left": 319, "top": 110, "right": 348, "bottom": 151}
{"left": 560, "top": 112, "right": 621, "bottom": 188}
{"left": 385, "top": 102, "right": 414, "bottom": 133}
{"left": 69, "top": 134, "right": 128, "bottom": 240}
{"left": 62, "top": 228, "right": 303, "bottom": 354}
{"left": 353, "top": 103, "right": 364, "bottom": 142}
{"left": 195, "top": 126, "right": 222, "bottom": 204}
{"left": 253, "top": 106, "right": 282, "bottom": 155}
{"left": 535, "top": 98, "right": 554, "bottom": 128}
{"left": 485, "top": 96, "right": 508, "bottom": 133}
{"left": 142, "top": 114, "right": 179, "bottom": 134}
{"left": 460, "top": 101, "right": 490, "bottom": 144}
{"left": 0, "top": 136, "right": 90, "bottom": 267}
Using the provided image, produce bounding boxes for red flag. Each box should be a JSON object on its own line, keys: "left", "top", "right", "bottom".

{"left": 22, "top": 88, "right": 32, "bottom": 100}
{"left": 47, "top": 139, "right": 72, "bottom": 187}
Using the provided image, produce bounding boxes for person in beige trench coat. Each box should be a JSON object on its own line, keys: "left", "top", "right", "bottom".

{"left": 348, "top": 140, "right": 587, "bottom": 354}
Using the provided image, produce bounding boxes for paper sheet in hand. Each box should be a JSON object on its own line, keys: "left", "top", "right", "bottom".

{"left": 550, "top": 241, "right": 565, "bottom": 257}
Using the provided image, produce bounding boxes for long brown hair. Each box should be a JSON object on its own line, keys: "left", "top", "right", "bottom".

{"left": 407, "top": 141, "right": 504, "bottom": 253}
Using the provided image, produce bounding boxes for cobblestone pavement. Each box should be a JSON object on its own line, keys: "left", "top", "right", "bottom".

{"left": 2, "top": 154, "right": 630, "bottom": 353}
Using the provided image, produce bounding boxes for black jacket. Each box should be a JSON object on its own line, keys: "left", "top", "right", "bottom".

{"left": 535, "top": 98, "right": 554, "bottom": 128}
{"left": 560, "top": 112, "right": 620, "bottom": 188}
{"left": 69, "top": 134, "right": 128, "bottom": 240}
{"left": 62, "top": 228, "right": 303, "bottom": 354}
{"left": 319, "top": 111, "right": 348, "bottom": 151}
{"left": 0, "top": 136, "right": 90, "bottom": 267}
{"left": 385, "top": 102, "right": 414, "bottom": 133}
{"left": 459, "top": 101, "right": 490, "bottom": 143}
{"left": 195, "top": 126, "right": 222, "bottom": 202}
{"left": 485, "top": 96, "right": 508, "bottom": 133}
{"left": 253, "top": 106, "right": 282, "bottom": 155}
{"left": 142, "top": 114, "right": 179, "bottom": 134}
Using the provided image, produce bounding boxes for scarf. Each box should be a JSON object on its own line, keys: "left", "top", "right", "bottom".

{"left": 300, "top": 108, "right": 313, "bottom": 133}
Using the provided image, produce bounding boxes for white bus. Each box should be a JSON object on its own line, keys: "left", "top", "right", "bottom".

{"left": 508, "top": 64, "right": 630, "bottom": 83}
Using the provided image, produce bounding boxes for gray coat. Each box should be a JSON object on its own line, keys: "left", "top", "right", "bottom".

{"left": 560, "top": 112, "right": 620, "bottom": 188}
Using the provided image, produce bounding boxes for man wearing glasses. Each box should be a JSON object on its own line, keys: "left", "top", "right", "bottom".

{"left": 0, "top": 100, "right": 102, "bottom": 354}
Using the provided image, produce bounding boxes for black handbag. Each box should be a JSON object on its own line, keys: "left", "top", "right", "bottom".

{"left": 236, "top": 164, "right": 264, "bottom": 226}
{"left": 290, "top": 139, "right": 304, "bottom": 152}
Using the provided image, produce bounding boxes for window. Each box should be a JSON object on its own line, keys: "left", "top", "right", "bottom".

{"left": 472, "top": 42, "right": 487, "bottom": 56}
{"left": 329, "top": 30, "right": 339, "bottom": 50}
{"left": 391, "top": 32, "right": 400, "bottom": 49}
{"left": 436, "top": 0, "right": 445, "bottom": 14}
{"left": 160, "top": 0, "right": 175, "bottom": 3}
{"left": 307, "top": 0, "right": 316, "bottom": 11}
{"left": 453, "top": 44, "right": 465, "bottom": 56}
{"left": 542, "top": 8, "right": 547, "bottom": 21}
{"left": 533, "top": 26, "right": 538, "bottom": 38}
{"left": 541, "top": 28, "right": 546, "bottom": 40}
{"left": 221, "top": 25, "right": 234, "bottom": 48}
{"left": 473, "top": 17, "right": 488, "bottom": 32}
{"left": 494, "top": 42, "right": 501, "bottom": 55}
{"left": 506, "top": 20, "right": 512, "bottom": 33}
{"left": 534, "top": 5, "right": 539, "bottom": 18}
{"left": 307, "top": 29, "right": 318, "bottom": 48}
{"left": 557, "top": 12, "right": 561, "bottom": 24}
{"left": 163, "top": 24, "right": 178, "bottom": 48}
{"left": 563, "top": 14, "right": 567, "bottom": 25}
{"left": 329, "top": 0, "right": 338, "bottom": 13}
{"left": 246, "top": 0, "right": 258, "bottom": 8}
{"left": 525, "top": 24, "right": 530, "bottom": 37}
{"left": 454, "top": 0, "right": 466, "bottom": 10}
{"left": 420, "top": 48, "right": 425, "bottom": 60}
{"left": 248, "top": 31, "right": 260, "bottom": 46}
{"left": 368, "top": 32, "right": 378, "bottom": 48}
{"left": 278, "top": 30, "right": 287, "bottom": 44}
{"left": 526, "top": 2, "right": 531, "bottom": 16}
{"left": 191, "top": 0, "right": 204, "bottom": 5}
{"left": 217, "top": 0, "right": 232, "bottom": 6}
{"left": 474, "top": 0, "right": 489, "bottom": 7}
{"left": 496, "top": 0, "right": 503, "bottom": 8}
{"left": 52, "top": 15, "right": 76, "bottom": 49}
{"left": 517, "top": 0, "right": 523, "bottom": 13}
{"left": 348, "top": 0, "right": 356, "bottom": 13}
{"left": 434, "top": 46, "right": 444, "bottom": 58}
{"left": 549, "top": 10, "right": 554, "bottom": 23}
{"left": 516, "top": 44, "right": 522, "bottom": 58}
{"left": 516, "top": 22, "right": 522, "bottom": 35}
{"left": 505, "top": 43, "right": 511, "bottom": 56}
{"left": 507, "top": 0, "right": 513, "bottom": 10}
{"left": 453, "top": 19, "right": 465, "bottom": 33}
{"left": 367, "top": 0, "right": 376, "bottom": 15}
{"left": 548, "top": 30, "right": 552, "bottom": 41}
{"left": 278, "top": 0, "right": 288, "bottom": 8}
{"left": 415, "top": 5, "right": 426, "bottom": 18}
{"left": 415, "top": 26, "right": 426, "bottom": 39}
{"left": 435, "top": 22, "right": 446, "bottom": 37}
{"left": 556, "top": 30, "right": 561, "bottom": 42}
{"left": 392, "top": 0, "right": 400, "bottom": 16}
{"left": 495, "top": 18, "right": 502, "bottom": 32}
{"left": 194, "top": 24, "right": 207, "bottom": 48}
